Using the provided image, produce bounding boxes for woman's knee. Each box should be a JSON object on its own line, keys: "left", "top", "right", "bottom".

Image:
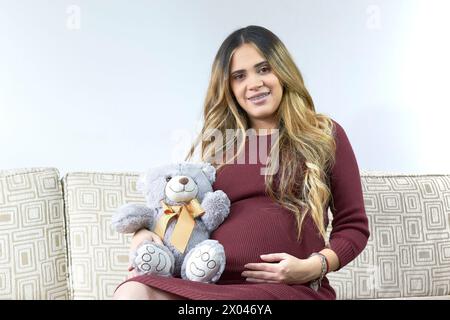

{"left": 113, "top": 281, "right": 184, "bottom": 300}
{"left": 113, "top": 281, "right": 154, "bottom": 300}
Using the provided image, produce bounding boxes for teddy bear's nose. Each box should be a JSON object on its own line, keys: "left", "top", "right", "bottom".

{"left": 179, "top": 177, "right": 189, "bottom": 185}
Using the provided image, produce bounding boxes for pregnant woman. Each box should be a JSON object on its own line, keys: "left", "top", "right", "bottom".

{"left": 113, "top": 25, "right": 370, "bottom": 300}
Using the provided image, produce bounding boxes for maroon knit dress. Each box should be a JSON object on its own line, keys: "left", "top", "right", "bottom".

{"left": 116, "top": 120, "right": 369, "bottom": 300}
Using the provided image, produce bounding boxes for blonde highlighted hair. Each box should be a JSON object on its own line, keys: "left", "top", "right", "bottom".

{"left": 185, "top": 26, "right": 336, "bottom": 240}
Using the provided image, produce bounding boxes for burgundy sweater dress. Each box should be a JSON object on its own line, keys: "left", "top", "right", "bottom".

{"left": 117, "top": 120, "right": 370, "bottom": 300}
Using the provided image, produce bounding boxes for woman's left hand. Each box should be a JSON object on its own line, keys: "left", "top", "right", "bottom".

{"left": 241, "top": 253, "right": 321, "bottom": 285}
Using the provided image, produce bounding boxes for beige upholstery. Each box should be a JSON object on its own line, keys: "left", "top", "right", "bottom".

{"left": 0, "top": 168, "right": 68, "bottom": 299}
{"left": 62, "top": 171, "right": 143, "bottom": 299}
{"left": 327, "top": 173, "right": 450, "bottom": 299}
{"left": 1, "top": 167, "right": 449, "bottom": 299}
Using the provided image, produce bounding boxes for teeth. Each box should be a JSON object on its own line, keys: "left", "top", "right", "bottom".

{"left": 250, "top": 92, "right": 269, "bottom": 100}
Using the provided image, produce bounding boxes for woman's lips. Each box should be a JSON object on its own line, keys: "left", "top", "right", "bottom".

{"left": 248, "top": 92, "right": 271, "bottom": 105}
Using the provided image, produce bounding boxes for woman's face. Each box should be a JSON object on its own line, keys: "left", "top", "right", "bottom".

{"left": 229, "top": 43, "right": 283, "bottom": 130}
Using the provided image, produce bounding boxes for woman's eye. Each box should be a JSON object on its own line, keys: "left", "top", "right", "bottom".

{"left": 165, "top": 176, "right": 172, "bottom": 182}
{"left": 233, "top": 74, "right": 244, "bottom": 80}
{"left": 259, "top": 66, "right": 270, "bottom": 73}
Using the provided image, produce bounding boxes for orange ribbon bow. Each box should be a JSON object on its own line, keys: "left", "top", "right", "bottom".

{"left": 154, "top": 198, "right": 205, "bottom": 253}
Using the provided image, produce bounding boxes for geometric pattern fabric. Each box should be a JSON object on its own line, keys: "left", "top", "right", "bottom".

{"left": 0, "top": 168, "right": 68, "bottom": 299}
{"left": 327, "top": 173, "right": 450, "bottom": 299}
{"left": 61, "top": 171, "right": 143, "bottom": 299}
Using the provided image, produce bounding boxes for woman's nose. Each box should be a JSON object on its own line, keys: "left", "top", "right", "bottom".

{"left": 248, "top": 77, "right": 264, "bottom": 90}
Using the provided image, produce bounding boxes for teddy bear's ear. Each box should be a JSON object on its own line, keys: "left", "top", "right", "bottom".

{"left": 201, "top": 162, "right": 216, "bottom": 184}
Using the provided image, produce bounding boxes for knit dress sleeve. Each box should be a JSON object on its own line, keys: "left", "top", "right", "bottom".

{"left": 328, "top": 120, "right": 370, "bottom": 269}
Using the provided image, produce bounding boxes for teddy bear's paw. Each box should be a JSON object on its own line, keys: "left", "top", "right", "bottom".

{"left": 200, "top": 190, "right": 231, "bottom": 232}
{"left": 201, "top": 190, "right": 230, "bottom": 209}
{"left": 133, "top": 242, "right": 175, "bottom": 277}
{"left": 112, "top": 204, "right": 155, "bottom": 234}
{"left": 181, "top": 240, "right": 226, "bottom": 283}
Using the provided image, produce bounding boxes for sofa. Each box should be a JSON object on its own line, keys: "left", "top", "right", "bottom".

{"left": 1, "top": 167, "right": 449, "bottom": 299}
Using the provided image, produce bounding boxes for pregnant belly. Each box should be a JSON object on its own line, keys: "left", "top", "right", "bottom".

{"left": 210, "top": 198, "right": 300, "bottom": 282}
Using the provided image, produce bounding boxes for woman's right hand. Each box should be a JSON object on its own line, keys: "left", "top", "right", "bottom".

{"left": 127, "top": 228, "right": 163, "bottom": 278}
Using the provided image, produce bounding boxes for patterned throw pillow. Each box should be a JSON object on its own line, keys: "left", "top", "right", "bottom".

{"left": 327, "top": 173, "right": 450, "bottom": 299}
{"left": 0, "top": 168, "right": 68, "bottom": 299}
{"left": 62, "top": 171, "right": 143, "bottom": 299}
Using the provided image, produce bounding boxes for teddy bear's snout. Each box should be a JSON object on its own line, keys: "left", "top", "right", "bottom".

{"left": 179, "top": 177, "right": 189, "bottom": 185}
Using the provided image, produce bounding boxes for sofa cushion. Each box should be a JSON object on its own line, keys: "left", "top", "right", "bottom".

{"left": 327, "top": 173, "right": 450, "bottom": 299}
{"left": 62, "top": 171, "right": 143, "bottom": 299}
{"left": 0, "top": 167, "right": 68, "bottom": 299}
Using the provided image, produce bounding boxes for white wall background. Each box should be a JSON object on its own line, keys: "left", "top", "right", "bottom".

{"left": 1, "top": 0, "right": 449, "bottom": 176}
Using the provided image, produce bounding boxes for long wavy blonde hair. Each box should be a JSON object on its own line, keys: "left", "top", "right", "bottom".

{"left": 185, "top": 26, "right": 336, "bottom": 241}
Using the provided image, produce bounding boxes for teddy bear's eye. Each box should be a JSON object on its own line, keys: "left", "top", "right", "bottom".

{"left": 165, "top": 176, "right": 172, "bottom": 182}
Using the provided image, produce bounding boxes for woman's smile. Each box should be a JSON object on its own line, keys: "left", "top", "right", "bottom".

{"left": 248, "top": 91, "right": 271, "bottom": 105}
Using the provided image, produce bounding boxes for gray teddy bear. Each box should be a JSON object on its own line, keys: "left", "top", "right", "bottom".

{"left": 112, "top": 162, "right": 231, "bottom": 283}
